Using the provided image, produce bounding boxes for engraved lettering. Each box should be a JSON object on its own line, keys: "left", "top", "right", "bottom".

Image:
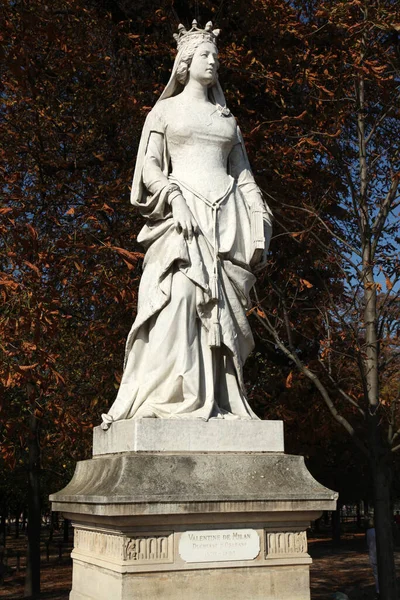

{"left": 179, "top": 529, "right": 260, "bottom": 563}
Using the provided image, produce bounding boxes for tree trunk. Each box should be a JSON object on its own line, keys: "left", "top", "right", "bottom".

{"left": 313, "top": 516, "right": 321, "bottom": 533}
{"left": 15, "top": 511, "right": 19, "bottom": 539}
{"left": 63, "top": 518, "right": 69, "bottom": 543}
{"left": 48, "top": 512, "right": 54, "bottom": 543}
{"left": 24, "top": 413, "right": 41, "bottom": 599}
{"left": 364, "top": 499, "right": 369, "bottom": 520}
{"left": 332, "top": 506, "right": 341, "bottom": 544}
{"left": 0, "top": 513, "right": 6, "bottom": 546}
{"left": 369, "top": 415, "right": 398, "bottom": 599}
{"left": 356, "top": 502, "right": 362, "bottom": 530}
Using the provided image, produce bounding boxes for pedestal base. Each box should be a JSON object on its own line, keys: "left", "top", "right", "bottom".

{"left": 69, "top": 561, "right": 311, "bottom": 600}
{"left": 50, "top": 421, "right": 337, "bottom": 600}
{"left": 92, "top": 418, "right": 285, "bottom": 455}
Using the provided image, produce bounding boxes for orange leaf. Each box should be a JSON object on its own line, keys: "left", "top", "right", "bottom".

{"left": 285, "top": 372, "right": 293, "bottom": 388}
{"left": 26, "top": 223, "right": 38, "bottom": 239}
{"left": 53, "top": 371, "right": 66, "bottom": 385}
{"left": 112, "top": 246, "right": 143, "bottom": 266}
{"left": 24, "top": 261, "right": 41, "bottom": 277}
{"left": 385, "top": 276, "right": 393, "bottom": 291}
{"left": 300, "top": 278, "right": 313, "bottom": 289}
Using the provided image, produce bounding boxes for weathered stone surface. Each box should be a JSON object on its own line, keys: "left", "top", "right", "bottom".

{"left": 51, "top": 450, "right": 336, "bottom": 599}
{"left": 50, "top": 452, "right": 337, "bottom": 516}
{"left": 69, "top": 560, "right": 312, "bottom": 600}
{"left": 66, "top": 520, "right": 314, "bottom": 599}
{"left": 93, "top": 419, "right": 284, "bottom": 455}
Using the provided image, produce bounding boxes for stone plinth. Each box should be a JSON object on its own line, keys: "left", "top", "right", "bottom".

{"left": 50, "top": 420, "right": 337, "bottom": 600}
{"left": 92, "top": 419, "right": 284, "bottom": 455}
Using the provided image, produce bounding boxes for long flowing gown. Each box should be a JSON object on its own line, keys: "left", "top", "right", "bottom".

{"left": 101, "top": 93, "right": 272, "bottom": 426}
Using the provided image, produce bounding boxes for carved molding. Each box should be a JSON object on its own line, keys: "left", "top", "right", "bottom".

{"left": 74, "top": 529, "right": 174, "bottom": 565}
{"left": 74, "top": 529, "right": 124, "bottom": 560}
{"left": 265, "top": 531, "right": 308, "bottom": 557}
{"left": 122, "top": 534, "right": 173, "bottom": 564}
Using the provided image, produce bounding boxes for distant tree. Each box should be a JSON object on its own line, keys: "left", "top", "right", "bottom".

{"left": 246, "top": 2, "right": 400, "bottom": 597}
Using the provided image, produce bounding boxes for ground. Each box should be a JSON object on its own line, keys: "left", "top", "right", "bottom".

{"left": 309, "top": 534, "right": 392, "bottom": 599}
{"left": 0, "top": 530, "right": 399, "bottom": 599}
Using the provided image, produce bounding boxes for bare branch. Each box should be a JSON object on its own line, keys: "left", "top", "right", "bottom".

{"left": 317, "top": 359, "right": 366, "bottom": 418}
{"left": 253, "top": 311, "right": 369, "bottom": 457}
{"left": 371, "top": 176, "right": 400, "bottom": 259}
{"left": 366, "top": 103, "right": 397, "bottom": 146}
{"left": 277, "top": 201, "right": 362, "bottom": 258}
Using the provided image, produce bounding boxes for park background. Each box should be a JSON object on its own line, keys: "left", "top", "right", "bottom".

{"left": 1, "top": 0, "right": 399, "bottom": 597}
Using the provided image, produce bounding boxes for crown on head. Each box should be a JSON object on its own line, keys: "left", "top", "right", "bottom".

{"left": 173, "top": 19, "right": 220, "bottom": 50}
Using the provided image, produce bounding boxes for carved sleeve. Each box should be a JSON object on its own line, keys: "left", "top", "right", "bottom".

{"left": 229, "top": 143, "right": 270, "bottom": 216}
{"left": 142, "top": 131, "right": 181, "bottom": 207}
{"left": 142, "top": 132, "right": 169, "bottom": 195}
{"left": 228, "top": 138, "right": 273, "bottom": 257}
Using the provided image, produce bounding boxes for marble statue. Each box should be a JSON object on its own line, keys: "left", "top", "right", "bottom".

{"left": 101, "top": 20, "right": 272, "bottom": 429}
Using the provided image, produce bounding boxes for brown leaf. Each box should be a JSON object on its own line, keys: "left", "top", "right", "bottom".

{"left": 285, "top": 372, "right": 293, "bottom": 388}
{"left": 112, "top": 246, "right": 143, "bottom": 267}
{"left": 24, "top": 261, "right": 41, "bottom": 277}
{"left": 300, "top": 278, "right": 313, "bottom": 289}
{"left": 385, "top": 276, "right": 393, "bottom": 291}
{"left": 26, "top": 223, "right": 38, "bottom": 240}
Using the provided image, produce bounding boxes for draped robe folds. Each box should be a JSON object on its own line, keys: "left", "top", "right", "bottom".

{"left": 101, "top": 60, "right": 272, "bottom": 427}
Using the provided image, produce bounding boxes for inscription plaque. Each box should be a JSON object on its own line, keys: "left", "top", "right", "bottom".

{"left": 179, "top": 529, "right": 260, "bottom": 563}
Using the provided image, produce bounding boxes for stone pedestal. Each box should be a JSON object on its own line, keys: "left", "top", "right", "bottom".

{"left": 50, "top": 420, "right": 337, "bottom": 600}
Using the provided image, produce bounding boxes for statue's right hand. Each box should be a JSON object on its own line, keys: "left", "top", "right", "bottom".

{"left": 171, "top": 195, "right": 198, "bottom": 242}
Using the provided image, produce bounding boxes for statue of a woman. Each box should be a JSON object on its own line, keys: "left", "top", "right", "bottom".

{"left": 101, "top": 20, "right": 272, "bottom": 428}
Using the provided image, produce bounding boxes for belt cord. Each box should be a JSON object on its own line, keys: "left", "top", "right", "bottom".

{"left": 169, "top": 178, "right": 234, "bottom": 347}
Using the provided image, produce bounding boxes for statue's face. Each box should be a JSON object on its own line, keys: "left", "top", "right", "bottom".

{"left": 188, "top": 41, "right": 219, "bottom": 86}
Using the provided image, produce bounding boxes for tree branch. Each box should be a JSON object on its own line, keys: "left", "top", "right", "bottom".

{"left": 253, "top": 311, "right": 369, "bottom": 457}
{"left": 371, "top": 176, "right": 400, "bottom": 259}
